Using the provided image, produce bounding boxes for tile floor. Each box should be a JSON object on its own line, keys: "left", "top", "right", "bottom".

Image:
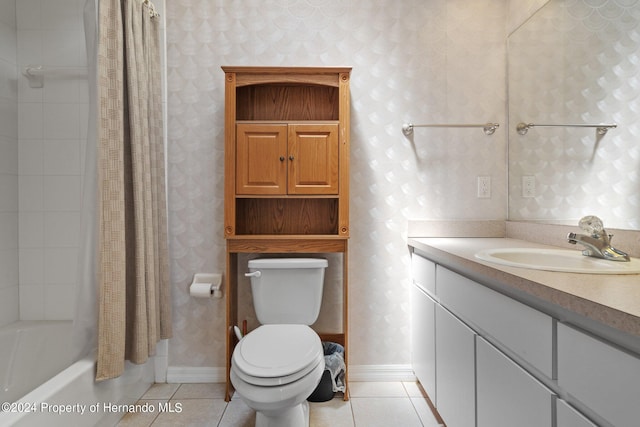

{"left": 116, "top": 382, "right": 443, "bottom": 427}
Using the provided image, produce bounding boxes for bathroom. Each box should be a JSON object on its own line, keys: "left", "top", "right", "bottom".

{"left": 1, "top": 0, "right": 640, "bottom": 426}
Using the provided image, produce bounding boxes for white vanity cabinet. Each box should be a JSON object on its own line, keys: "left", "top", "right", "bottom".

{"left": 435, "top": 304, "right": 476, "bottom": 427}
{"left": 410, "top": 240, "right": 640, "bottom": 427}
{"left": 558, "top": 323, "right": 640, "bottom": 427}
{"left": 476, "top": 337, "right": 554, "bottom": 427}
{"left": 436, "top": 266, "right": 553, "bottom": 378}
{"left": 410, "top": 253, "right": 436, "bottom": 400}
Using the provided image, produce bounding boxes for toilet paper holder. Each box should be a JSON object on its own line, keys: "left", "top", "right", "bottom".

{"left": 191, "top": 273, "right": 223, "bottom": 298}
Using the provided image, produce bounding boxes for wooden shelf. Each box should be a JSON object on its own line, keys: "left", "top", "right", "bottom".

{"left": 223, "top": 66, "right": 351, "bottom": 402}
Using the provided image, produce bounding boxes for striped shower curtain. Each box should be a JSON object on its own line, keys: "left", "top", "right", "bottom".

{"left": 96, "top": 0, "right": 171, "bottom": 381}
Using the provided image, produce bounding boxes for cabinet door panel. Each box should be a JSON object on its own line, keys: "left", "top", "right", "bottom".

{"left": 557, "top": 400, "right": 597, "bottom": 427}
{"left": 437, "top": 266, "right": 553, "bottom": 377}
{"left": 288, "top": 124, "right": 338, "bottom": 194}
{"left": 435, "top": 305, "right": 475, "bottom": 427}
{"left": 477, "top": 337, "right": 553, "bottom": 427}
{"left": 411, "top": 284, "right": 436, "bottom": 400}
{"left": 558, "top": 323, "right": 640, "bottom": 427}
{"left": 236, "top": 124, "right": 287, "bottom": 194}
{"left": 411, "top": 253, "right": 436, "bottom": 296}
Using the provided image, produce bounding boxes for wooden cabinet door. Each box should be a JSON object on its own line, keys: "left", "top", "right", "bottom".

{"left": 288, "top": 124, "right": 339, "bottom": 194}
{"left": 236, "top": 124, "right": 287, "bottom": 194}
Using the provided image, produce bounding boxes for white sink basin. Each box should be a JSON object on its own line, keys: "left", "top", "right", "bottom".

{"left": 475, "top": 248, "right": 640, "bottom": 274}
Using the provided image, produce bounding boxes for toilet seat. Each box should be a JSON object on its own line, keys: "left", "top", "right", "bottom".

{"left": 232, "top": 324, "right": 323, "bottom": 386}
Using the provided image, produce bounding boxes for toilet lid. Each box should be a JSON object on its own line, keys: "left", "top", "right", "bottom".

{"left": 233, "top": 325, "right": 322, "bottom": 380}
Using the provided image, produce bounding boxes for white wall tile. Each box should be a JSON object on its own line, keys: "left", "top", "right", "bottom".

{"left": 0, "top": 249, "right": 18, "bottom": 289}
{"left": 43, "top": 103, "right": 80, "bottom": 139}
{"left": 18, "top": 139, "right": 43, "bottom": 175}
{"left": 16, "top": 0, "right": 41, "bottom": 30}
{"left": 43, "top": 175, "right": 80, "bottom": 211}
{"left": 44, "top": 247, "right": 77, "bottom": 284}
{"left": 0, "top": 285, "right": 20, "bottom": 324}
{"left": 43, "top": 140, "right": 80, "bottom": 175}
{"left": 0, "top": 212, "right": 18, "bottom": 249}
{"left": 18, "top": 212, "right": 43, "bottom": 247}
{"left": 0, "top": 174, "right": 18, "bottom": 211}
{"left": 18, "top": 101, "right": 43, "bottom": 139}
{"left": 18, "top": 175, "right": 43, "bottom": 211}
{"left": 0, "top": 101, "right": 18, "bottom": 139}
{"left": 42, "top": 30, "right": 83, "bottom": 67}
{"left": 44, "top": 212, "right": 80, "bottom": 247}
{"left": 0, "top": 0, "right": 18, "bottom": 327}
{"left": 19, "top": 284, "right": 44, "bottom": 319}
{"left": 15, "top": 0, "right": 86, "bottom": 321}
{"left": 0, "top": 0, "right": 16, "bottom": 27}
{"left": 41, "top": 0, "right": 82, "bottom": 31}
{"left": 44, "top": 284, "right": 75, "bottom": 320}
{"left": 19, "top": 248, "right": 43, "bottom": 284}
{"left": 16, "top": 29, "right": 43, "bottom": 68}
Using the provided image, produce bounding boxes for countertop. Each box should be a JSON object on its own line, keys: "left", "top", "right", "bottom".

{"left": 408, "top": 237, "right": 640, "bottom": 340}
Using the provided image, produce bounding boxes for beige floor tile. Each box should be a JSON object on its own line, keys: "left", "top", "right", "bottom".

{"left": 172, "top": 383, "right": 227, "bottom": 399}
{"left": 411, "top": 397, "right": 443, "bottom": 427}
{"left": 350, "top": 397, "right": 423, "bottom": 427}
{"left": 309, "top": 397, "right": 354, "bottom": 427}
{"left": 218, "top": 397, "right": 255, "bottom": 427}
{"left": 348, "top": 381, "right": 408, "bottom": 398}
{"left": 150, "top": 399, "right": 227, "bottom": 427}
{"left": 115, "top": 400, "right": 163, "bottom": 427}
{"left": 402, "top": 381, "right": 425, "bottom": 398}
{"left": 141, "top": 383, "right": 180, "bottom": 400}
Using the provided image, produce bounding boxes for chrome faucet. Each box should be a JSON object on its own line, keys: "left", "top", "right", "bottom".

{"left": 567, "top": 215, "right": 630, "bottom": 262}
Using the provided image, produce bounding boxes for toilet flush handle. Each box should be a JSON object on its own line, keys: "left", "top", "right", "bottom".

{"left": 244, "top": 271, "right": 261, "bottom": 278}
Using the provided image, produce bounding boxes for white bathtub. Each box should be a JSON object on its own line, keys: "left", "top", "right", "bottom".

{"left": 0, "top": 321, "right": 154, "bottom": 427}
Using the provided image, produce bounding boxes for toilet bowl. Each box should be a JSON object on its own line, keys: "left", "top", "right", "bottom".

{"left": 231, "top": 324, "right": 325, "bottom": 427}
{"left": 230, "top": 258, "right": 328, "bottom": 427}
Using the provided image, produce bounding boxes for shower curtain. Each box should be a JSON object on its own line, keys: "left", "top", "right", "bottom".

{"left": 94, "top": 0, "right": 171, "bottom": 381}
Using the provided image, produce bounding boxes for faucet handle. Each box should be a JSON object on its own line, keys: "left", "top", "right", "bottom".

{"left": 578, "top": 215, "right": 604, "bottom": 238}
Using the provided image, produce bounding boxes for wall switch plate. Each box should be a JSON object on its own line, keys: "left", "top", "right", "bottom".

{"left": 522, "top": 175, "right": 535, "bottom": 198}
{"left": 477, "top": 176, "right": 491, "bottom": 198}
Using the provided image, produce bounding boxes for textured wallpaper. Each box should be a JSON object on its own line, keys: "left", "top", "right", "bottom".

{"left": 166, "top": 0, "right": 507, "bottom": 368}
{"left": 509, "top": 0, "right": 640, "bottom": 230}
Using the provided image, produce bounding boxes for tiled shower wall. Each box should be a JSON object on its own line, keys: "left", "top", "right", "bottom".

{"left": 166, "top": 0, "right": 509, "bottom": 368}
{"left": 0, "top": 0, "right": 19, "bottom": 327}
{"left": 16, "top": 0, "right": 88, "bottom": 320}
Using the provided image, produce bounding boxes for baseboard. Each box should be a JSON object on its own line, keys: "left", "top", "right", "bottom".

{"left": 348, "top": 364, "right": 416, "bottom": 382}
{"left": 166, "top": 366, "right": 226, "bottom": 383}
{"left": 166, "top": 364, "right": 415, "bottom": 384}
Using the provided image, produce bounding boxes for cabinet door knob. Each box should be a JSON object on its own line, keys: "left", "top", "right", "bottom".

{"left": 279, "top": 156, "right": 285, "bottom": 161}
{"left": 289, "top": 155, "right": 294, "bottom": 161}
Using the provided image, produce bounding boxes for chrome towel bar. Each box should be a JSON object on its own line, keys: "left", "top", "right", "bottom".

{"left": 402, "top": 122, "right": 500, "bottom": 136}
{"left": 516, "top": 122, "right": 617, "bottom": 136}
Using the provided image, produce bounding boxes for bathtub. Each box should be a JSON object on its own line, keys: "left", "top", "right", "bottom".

{"left": 0, "top": 321, "right": 154, "bottom": 427}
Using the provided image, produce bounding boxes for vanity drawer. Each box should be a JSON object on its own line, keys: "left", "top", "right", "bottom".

{"left": 411, "top": 252, "right": 436, "bottom": 295}
{"left": 558, "top": 323, "right": 640, "bottom": 427}
{"left": 436, "top": 266, "right": 553, "bottom": 378}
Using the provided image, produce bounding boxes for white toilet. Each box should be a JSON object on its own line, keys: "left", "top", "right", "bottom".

{"left": 230, "top": 258, "right": 328, "bottom": 427}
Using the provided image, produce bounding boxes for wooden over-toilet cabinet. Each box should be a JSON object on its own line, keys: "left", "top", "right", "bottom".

{"left": 222, "top": 66, "right": 351, "bottom": 401}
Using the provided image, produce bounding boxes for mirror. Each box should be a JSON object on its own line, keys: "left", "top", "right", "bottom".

{"left": 508, "top": 0, "right": 640, "bottom": 230}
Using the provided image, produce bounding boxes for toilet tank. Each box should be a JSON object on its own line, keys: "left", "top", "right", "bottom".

{"left": 247, "top": 258, "right": 328, "bottom": 325}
